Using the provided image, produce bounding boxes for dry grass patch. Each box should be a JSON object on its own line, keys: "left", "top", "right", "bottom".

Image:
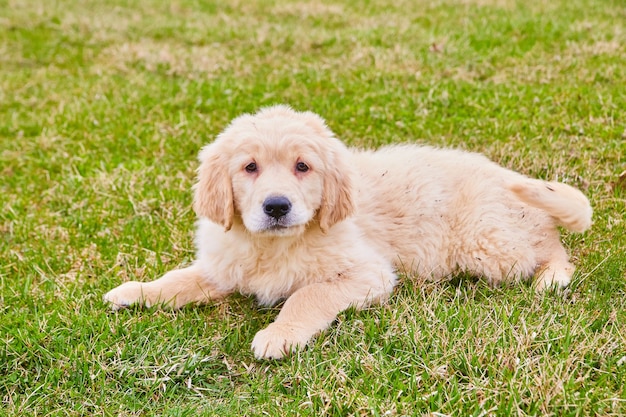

{"left": 455, "top": 0, "right": 517, "bottom": 8}
{"left": 97, "top": 41, "right": 239, "bottom": 78}
{"left": 271, "top": 2, "right": 345, "bottom": 17}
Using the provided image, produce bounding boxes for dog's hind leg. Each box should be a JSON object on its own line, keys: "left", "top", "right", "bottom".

{"left": 532, "top": 232, "right": 576, "bottom": 291}
{"left": 104, "top": 265, "right": 229, "bottom": 310}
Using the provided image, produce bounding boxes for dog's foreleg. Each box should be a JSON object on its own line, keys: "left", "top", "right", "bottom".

{"left": 251, "top": 271, "right": 395, "bottom": 359}
{"left": 103, "top": 265, "right": 227, "bottom": 310}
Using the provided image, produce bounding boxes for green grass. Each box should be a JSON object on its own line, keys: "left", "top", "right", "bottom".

{"left": 1, "top": 0, "right": 625, "bottom": 415}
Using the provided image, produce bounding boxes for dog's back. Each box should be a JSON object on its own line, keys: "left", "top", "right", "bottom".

{"left": 350, "top": 145, "right": 591, "bottom": 285}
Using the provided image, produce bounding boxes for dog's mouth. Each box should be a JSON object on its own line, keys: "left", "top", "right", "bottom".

{"left": 254, "top": 218, "right": 304, "bottom": 236}
{"left": 265, "top": 218, "right": 293, "bottom": 230}
{"left": 263, "top": 224, "right": 288, "bottom": 233}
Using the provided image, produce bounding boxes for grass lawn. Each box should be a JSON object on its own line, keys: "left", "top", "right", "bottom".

{"left": 1, "top": 0, "right": 625, "bottom": 415}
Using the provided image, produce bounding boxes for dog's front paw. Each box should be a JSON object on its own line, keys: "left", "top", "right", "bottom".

{"left": 103, "top": 281, "right": 147, "bottom": 310}
{"left": 251, "top": 323, "right": 311, "bottom": 360}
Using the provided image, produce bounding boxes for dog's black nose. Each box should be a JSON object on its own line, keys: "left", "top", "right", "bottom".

{"left": 263, "top": 196, "right": 292, "bottom": 219}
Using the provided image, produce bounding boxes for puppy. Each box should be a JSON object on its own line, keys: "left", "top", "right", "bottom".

{"left": 104, "top": 105, "right": 592, "bottom": 359}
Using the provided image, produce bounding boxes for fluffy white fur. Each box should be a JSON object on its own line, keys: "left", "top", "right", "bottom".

{"left": 104, "top": 105, "right": 592, "bottom": 359}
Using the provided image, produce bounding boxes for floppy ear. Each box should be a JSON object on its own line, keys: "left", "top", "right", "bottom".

{"left": 318, "top": 142, "right": 355, "bottom": 232}
{"left": 193, "top": 144, "right": 234, "bottom": 231}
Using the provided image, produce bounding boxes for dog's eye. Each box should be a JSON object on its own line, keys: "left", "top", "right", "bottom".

{"left": 296, "top": 162, "right": 309, "bottom": 173}
{"left": 245, "top": 162, "right": 257, "bottom": 173}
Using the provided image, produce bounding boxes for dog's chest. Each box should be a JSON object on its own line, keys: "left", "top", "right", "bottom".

{"left": 197, "top": 219, "right": 348, "bottom": 305}
{"left": 235, "top": 243, "right": 328, "bottom": 305}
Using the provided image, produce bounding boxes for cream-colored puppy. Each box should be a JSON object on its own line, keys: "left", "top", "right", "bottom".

{"left": 104, "top": 105, "right": 592, "bottom": 359}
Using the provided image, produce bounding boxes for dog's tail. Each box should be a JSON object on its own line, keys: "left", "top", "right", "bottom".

{"left": 510, "top": 179, "right": 592, "bottom": 232}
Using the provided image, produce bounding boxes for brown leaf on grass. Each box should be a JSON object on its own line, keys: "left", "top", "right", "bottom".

{"left": 429, "top": 42, "right": 444, "bottom": 53}
{"left": 611, "top": 170, "right": 626, "bottom": 192}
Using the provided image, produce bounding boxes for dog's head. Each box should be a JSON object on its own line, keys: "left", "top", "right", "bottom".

{"left": 193, "top": 105, "right": 355, "bottom": 236}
